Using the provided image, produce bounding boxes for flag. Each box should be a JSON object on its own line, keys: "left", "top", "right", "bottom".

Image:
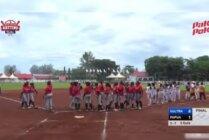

{"left": 100, "top": 69, "right": 102, "bottom": 73}
{"left": 97, "top": 69, "right": 99, "bottom": 73}
{"left": 104, "top": 69, "right": 106, "bottom": 73}
{"left": 86, "top": 69, "right": 88, "bottom": 73}
{"left": 117, "top": 70, "right": 120, "bottom": 73}
{"left": 90, "top": 69, "right": 92, "bottom": 73}
{"left": 113, "top": 69, "right": 116, "bottom": 73}
{"left": 93, "top": 69, "right": 95, "bottom": 73}
{"left": 126, "top": 70, "right": 129, "bottom": 74}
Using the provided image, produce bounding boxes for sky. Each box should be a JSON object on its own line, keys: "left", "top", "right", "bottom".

{"left": 0, "top": 0, "right": 209, "bottom": 73}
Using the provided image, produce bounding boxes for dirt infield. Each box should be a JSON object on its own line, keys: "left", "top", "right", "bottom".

{"left": 0, "top": 89, "right": 209, "bottom": 140}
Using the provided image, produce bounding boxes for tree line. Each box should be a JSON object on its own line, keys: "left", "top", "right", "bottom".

{"left": 3, "top": 51, "right": 135, "bottom": 82}
{"left": 145, "top": 55, "right": 209, "bottom": 81}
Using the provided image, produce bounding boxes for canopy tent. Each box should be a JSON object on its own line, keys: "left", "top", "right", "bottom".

{"left": 106, "top": 73, "right": 116, "bottom": 79}
{"left": 0, "top": 73, "right": 9, "bottom": 79}
{"left": 9, "top": 73, "right": 17, "bottom": 79}
{"left": 115, "top": 73, "right": 125, "bottom": 79}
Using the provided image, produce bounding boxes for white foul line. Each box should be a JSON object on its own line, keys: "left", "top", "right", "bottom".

{"left": 101, "top": 112, "right": 108, "bottom": 140}
{"left": 24, "top": 118, "right": 48, "bottom": 134}
{"left": 0, "top": 96, "right": 45, "bottom": 110}
{"left": 0, "top": 96, "right": 21, "bottom": 103}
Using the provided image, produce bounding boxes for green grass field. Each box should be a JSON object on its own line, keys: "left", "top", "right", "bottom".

{"left": 0, "top": 82, "right": 209, "bottom": 92}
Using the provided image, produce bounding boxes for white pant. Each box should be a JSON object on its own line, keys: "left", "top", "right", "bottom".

{"left": 176, "top": 89, "right": 181, "bottom": 100}
{"left": 45, "top": 93, "right": 53, "bottom": 111}
{"left": 185, "top": 91, "right": 190, "bottom": 100}
{"left": 84, "top": 94, "right": 92, "bottom": 104}
{"left": 22, "top": 93, "right": 28, "bottom": 103}
{"left": 29, "top": 92, "right": 35, "bottom": 102}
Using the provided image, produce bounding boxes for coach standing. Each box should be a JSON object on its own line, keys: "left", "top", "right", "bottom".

{"left": 44, "top": 81, "right": 53, "bottom": 112}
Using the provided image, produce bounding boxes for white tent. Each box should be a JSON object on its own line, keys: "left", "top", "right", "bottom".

{"left": 115, "top": 73, "right": 125, "bottom": 79}
{"left": 106, "top": 73, "right": 116, "bottom": 79}
{"left": 0, "top": 73, "right": 9, "bottom": 79}
{"left": 9, "top": 73, "right": 17, "bottom": 79}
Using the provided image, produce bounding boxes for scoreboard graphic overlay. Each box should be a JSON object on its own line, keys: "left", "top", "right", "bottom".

{"left": 168, "top": 108, "right": 209, "bottom": 126}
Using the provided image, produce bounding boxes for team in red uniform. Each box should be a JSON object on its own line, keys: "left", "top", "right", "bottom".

{"left": 69, "top": 82, "right": 75, "bottom": 109}
{"left": 104, "top": 83, "right": 112, "bottom": 111}
{"left": 83, "top": 82, "right": 93, "bottom": 110}
{"left": 19, "top": 80, "right": 145, "bottom": 112}
{"left": 135, "top": 82, "right": 143, "bottom": 109}
{"left": 20, "top": 82, "right": 30, "bottom": 109}
{"left": 113, "top": 82, "right": 119, "bottom": 110}
{"left": 28, "top": 83, "right": 38, "bottom": 108}
{"left": 44, "top": 81, "right": 53, "bottom": 112}
{"left": 72, "top": 82, "right": 82, "bottom": 111}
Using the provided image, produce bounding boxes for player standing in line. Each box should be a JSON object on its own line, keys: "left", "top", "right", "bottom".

{"left": 135, "top": 81, "right": 143, "bottom": 110}
{"left": 69, "top": 82, "right": 75, "bottom": 109}
{"left": 171, "top": 82, "right": 177, "bottom": 102}
{"left": 176, "top": 82, "right": 181, "bottom": 101}
{"left": 104, "top": 83, "right": 112, "bottom": 111}
{"left": 167, "top": 83, "right": 172, "bottom": 102}
{"left": 199, "top": 82, "right": 206, "bottom": 100}
{"left": 157, "top": 84, "right": 164, "bottom": 104}
{"left": 73, "top": 82, "right": 82, "bottom": 111}
{"left": 44, "top": 81, "right": 53, "bottom": 112}
{"left": 195, "top": 82, "right": 200, "bottom": 100}
{"left": 83, "top": 82, "right": 93, "bottom": 111}
{"left": 128, "top": 82, "right": 136, "bottom": 109}
{"left": 190, "top": 82, "right": 196, "bottom": 101}
{"left": 118, "top": 81, "right": 125, "bottom": 110}
{"left": 151, "top": 83, "right": 157, "bottom": 105}
{"left": 163, "top": 83, "right": 168, "bottom": 103}
{"left": 98, "top": 82, "right": 104, "bottom": 109}
{"left": 20, "top": 82, "right": 30, "bottom": 109}
{"left": 124, "top": 82, "right": 129, "bottom": 107}
{"left": 113, "top": 82, "right": 119, "bottom": 110}
{"left": 146, "top": 83, "right": 152, "bottom": 106}
{"left": 94, "top": 83, "right": 103, "bottom": 111}
{"left": 28, "top": 83, "right": 38, "bottom": 108}
{"left": 185, "top": 82, "right": 190, "bottom": 101}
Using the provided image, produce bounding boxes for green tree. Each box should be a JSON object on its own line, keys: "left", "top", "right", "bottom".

{"left": 30, "top": 65, "right": 39, "bottom": 74}
{"left": 4, "top": 65, "right": 18, "bottom": 74}
{"left": 145, "top": 56, "right": 184, "bottom": 80}
{"left": 80, "top": 51, "right": 95, "bottom": 69}
{"left": 122, "top": 65, "right": 135, "bottom": 74}
{"left": 71, "top": 68, "right": 86, "bottom": 80}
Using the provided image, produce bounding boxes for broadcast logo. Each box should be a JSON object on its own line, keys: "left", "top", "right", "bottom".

{"left": 1, "top": 20, "right": 20, "bottom": 36}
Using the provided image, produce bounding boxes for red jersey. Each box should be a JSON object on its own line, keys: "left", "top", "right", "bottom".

{"left": 135, "top": 84, "right": 143, "bottom": 94}
{"left": 30, "top": 86, "right": 37, "bottom": 93}
{"left": 129, "top": 85, "right": 135, "bottom": 93}
{"left": 94, "top": 86, "right": 100, "bottom": 96}
{"left": 45, "top": 85, "right": 52, "bottom": 94}
{"left": 104, "top": 86, "right": 111, "bottom": 95}
{"left": 98, "top": 84, "right": 104, "bottom": 92}
{"left": 22, "top": 86, "right": 30, "bottom": 94}
{"left": 84, "top": 85, "right": 91, "bottom": 94}
{"left": 118, "top": 84, "right": 124, "bottom": 96}
{"left": 125, "top": 85, "right": 130, "bottom": 93}
{"left": 113, "top": 85, "right": 119, "bottom": 94}
{"left": 72, "top": 85, "right": 81, "bottom": 96}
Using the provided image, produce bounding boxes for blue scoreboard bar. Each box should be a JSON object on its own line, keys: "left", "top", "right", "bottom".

{"left": 168, "top": 108, "right": 192, "bottom": 120}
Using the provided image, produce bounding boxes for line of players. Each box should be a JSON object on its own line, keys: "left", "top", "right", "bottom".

{"left": 145, "top": 81, "right": 206, "bottom": 106}
{"left": 69, "top": 81, "right": 143, "bottom": 111}
{"left": 19, "top": 80, "right": 206, "bottom": 112}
